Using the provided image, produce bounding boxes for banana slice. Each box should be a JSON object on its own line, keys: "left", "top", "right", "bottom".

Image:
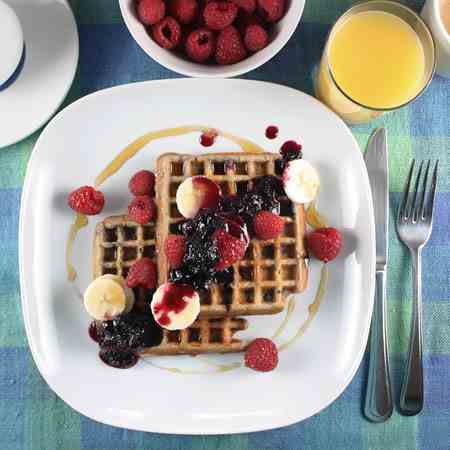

{"left": 102, "top": 274, "right": 135, "bottom": 313}
{"left": 151, "top": 282, "right": 200, "bottom": 331}
{"left": 283, "top": 159, "right": 320, "bottom": 204}
{"left": 84, "top": 276, "right": 126, "bottom": 320}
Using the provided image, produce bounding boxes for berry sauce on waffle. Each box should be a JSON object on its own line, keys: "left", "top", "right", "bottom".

{"left": 153, "top": 283, "right": 193, "bottom": 326}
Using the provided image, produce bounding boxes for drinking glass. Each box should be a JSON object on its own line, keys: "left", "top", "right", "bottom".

{"left": 315, "top": 1, "right": 436, "bottom": 125}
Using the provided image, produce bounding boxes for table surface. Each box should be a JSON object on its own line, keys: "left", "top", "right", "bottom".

{"left": 1, "top": 0, "right": 449, "bottom": 449}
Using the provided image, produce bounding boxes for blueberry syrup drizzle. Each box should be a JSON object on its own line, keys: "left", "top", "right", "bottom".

{"left": 153, "top": 283, "right": 193, "bottom": 326}
{"left": 200, "top": 130, "right": 218, "bottom": 147}
{"left": 279, "top": 140, "right": 303, "bottom": 170}
{"left": 219, "top": 179, "right": 281, "bottom": 228}
{"left": 94, "top": 308, "right": 163, "bottom": 369}
{"left": 170, "top": 210, "right": 233, "bottom": 291}
{"left": 99, "top": 346, "right": 139, "bottom": 369}
{"left": 89, "top": 322, "right": 100, "bottom": 343}
{"left": 280, "top": 140, "right": 302, "bottom": 161}
{"left": 265, "top": 125, "right": 279, "bottom": 140}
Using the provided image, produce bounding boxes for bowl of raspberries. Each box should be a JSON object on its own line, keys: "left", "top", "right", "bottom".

{"left": 119, "top": 0, "right": 304, "bottom": 77}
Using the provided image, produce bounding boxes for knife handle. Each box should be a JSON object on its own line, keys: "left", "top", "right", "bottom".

{"left": 364, "top": 269, "right": 393, "bottom": 422}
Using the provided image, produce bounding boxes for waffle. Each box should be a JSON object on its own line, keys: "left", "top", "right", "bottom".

{"left": 93, "top": 215, "right": 157, "bottom": 282}
{"left": 140, "top": 317, "right": 247, "bottom": 356}
{"left": 93, "top": 215, "right": 247, "bottom": 355}
{"left": 156, "top": 152, "right": 309, "bottom": 318}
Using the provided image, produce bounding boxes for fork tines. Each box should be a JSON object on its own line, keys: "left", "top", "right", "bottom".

{"left": 397, "top": 159, "right": 439, "bottom": 224}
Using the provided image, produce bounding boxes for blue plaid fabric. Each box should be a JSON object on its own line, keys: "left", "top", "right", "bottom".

{"left": 0, "top": 0, "right": 449, "bottom": 448}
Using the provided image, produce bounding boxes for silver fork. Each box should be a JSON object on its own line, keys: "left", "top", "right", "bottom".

{"left": 396, "top": 159, "right": 439, "bottom": 416}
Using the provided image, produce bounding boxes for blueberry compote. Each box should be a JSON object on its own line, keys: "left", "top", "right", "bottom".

{"left": 170, "top": 210, "right": 246, "bottom": 291}
{"left": 219, "top": 176, "right": 284, "bottom": 228}
{"left": 265, "top": 125, "right": 279, "bottom": 139}
{"left": 94, "top": 311, "right": 163, "bottom": 369}
{"left": 279, "top": 141, "right": 303, "bottom": 170}
{"left": 200, "top": 130, "right": 218, "bottom": 147}
{"left": 88, "top": 321, "right": 100, "bottom": 343}
{"left": 169, "top": 172, "right": 293, "bottom": 292}
{"left": 99, "top": 346, "right": 139, "bottom": 369}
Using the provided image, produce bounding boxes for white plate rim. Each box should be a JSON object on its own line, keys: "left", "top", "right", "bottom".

{"left": 19, "top": 78, "right": 375, "bottom": 434}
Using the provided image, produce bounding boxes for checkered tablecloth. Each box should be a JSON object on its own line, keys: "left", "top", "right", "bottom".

{"left": 1, "top": 0, "right": 449, "bottom": 448}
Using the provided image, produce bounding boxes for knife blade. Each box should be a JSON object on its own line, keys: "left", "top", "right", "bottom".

{"left": 365, "top": 128, "right": 388, "bottom": 268}
{"left": 363, "top": 127, "right": 393, "bottom": 423}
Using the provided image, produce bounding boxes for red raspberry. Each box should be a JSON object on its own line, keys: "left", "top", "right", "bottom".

{"left": 164, "top": 234, "right": 186, "bottom": 268}
{"left": 185, "top": 28, "right": 216, "bottom": 62}
{"left": 244, "top": 23, "right": 268, "bottom": 52}
{"left": 257, "top": 0, "right": 285, "bottom": 22}
{"left": 128, "top": 196, "right": 156, "bottom": 224}
{"left": 137, "top": 0, "right": 166, "bottom": 25}
{"left": 231, "top": 0, "right": 256, "bottom": 14}
{"left": 169, "top": 0, "right": 199, "bottom": 24}
{"left": 152, "top": 17, "right": 182, "bottom": 49}
{"left": 245, "top": 338, "right": 278, "bottom": 372}
{"left": 67, "top": 186, "right": 105, "bottom": 215}
{"left": 215, "top": 26, "right": 247, "bottom": 65}
{"left": 306, "top": 227, "right": 342, "bottom": 263}
{"left": 204, "top": 1, "right": 238, "bottom": 30}
{"left": 128, "top": 170, "right": 155, "bottom": 196}
{"left": 253, "top": 211, "right": 284, "bottom": 240}
{"left": 214, "top": 228, "right": 247, "bottom": 271}
{"left": 126, "top": 257, "right": 157, "bottom": 289}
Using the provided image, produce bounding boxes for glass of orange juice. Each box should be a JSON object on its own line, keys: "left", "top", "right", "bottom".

{"left": 315, "top": 1, "right": 436, "bottom": 124}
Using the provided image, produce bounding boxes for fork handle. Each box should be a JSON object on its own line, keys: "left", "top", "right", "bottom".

{"left": 399, "top": 248, "right": 424, "bottom": 416}
{"left": 364, "top": 269, "right": 393, "bottom": 422}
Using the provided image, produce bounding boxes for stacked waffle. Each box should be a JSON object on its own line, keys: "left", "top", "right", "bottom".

{"left": 93, "top": 152, "right": 308, "bottom": 355}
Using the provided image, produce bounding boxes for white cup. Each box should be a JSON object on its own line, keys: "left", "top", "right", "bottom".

{"left": 0, "top": 0, "right": 25, "bottom": 90}
{"left": 421, "top": 0, "right": 450, "bottom": 78}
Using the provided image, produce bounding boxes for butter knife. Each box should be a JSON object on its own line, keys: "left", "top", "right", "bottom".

{"left": 363, "top": 128, "right": 393, "bottom": 422}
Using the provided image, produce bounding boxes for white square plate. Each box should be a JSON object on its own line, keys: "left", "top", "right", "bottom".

{"left": 19, "top": 79, "right": 375, "bottom": 434}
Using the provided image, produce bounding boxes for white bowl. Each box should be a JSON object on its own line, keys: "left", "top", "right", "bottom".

{"left": 119, "top": 0, "right": 305, "bottom": 78}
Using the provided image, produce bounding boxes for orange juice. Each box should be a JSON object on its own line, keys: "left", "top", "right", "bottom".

{"left": 315, "top": 1, "right": 435, "bottom": 124}
{"left": 329, "top": 11, "right": 426, "bottom": 109}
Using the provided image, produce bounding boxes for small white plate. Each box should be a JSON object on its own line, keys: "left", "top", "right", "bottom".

{"left": 20, "top": 79, "right": 375, "bottom": 434}
{"left": 0, "top": 0, "right": 78, "bottom": 148}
